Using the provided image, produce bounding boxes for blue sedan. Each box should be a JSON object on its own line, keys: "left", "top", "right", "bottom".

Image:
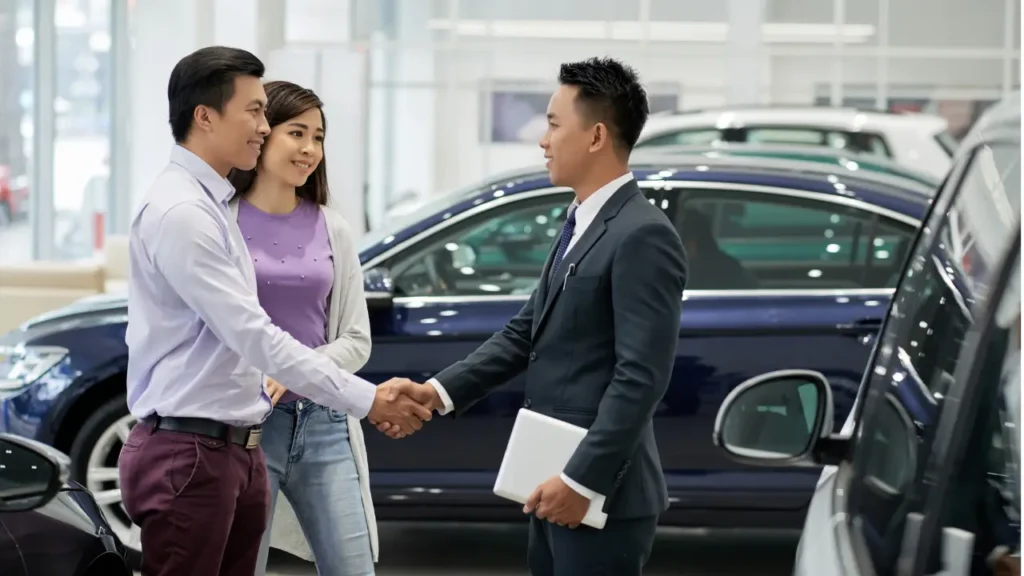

{"left": 0, "top": 155, "right": 930, "bottom": 553}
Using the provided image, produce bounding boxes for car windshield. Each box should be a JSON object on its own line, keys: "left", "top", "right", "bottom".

{"left": 934, "top": 131, "right": 960, "bottom": 157}
{"left": 356, "top": 176, "right": 521, "bottom": 253}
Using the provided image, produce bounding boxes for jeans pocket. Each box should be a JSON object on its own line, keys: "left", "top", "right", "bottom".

{"left": 327, "top": 408, "right": 347, "bottom": 423}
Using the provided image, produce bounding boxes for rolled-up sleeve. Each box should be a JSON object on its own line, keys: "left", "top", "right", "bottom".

{"left": 147, "top": 201, "right": 377, "bottom": 418}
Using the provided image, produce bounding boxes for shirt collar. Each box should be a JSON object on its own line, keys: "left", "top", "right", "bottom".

{"left": 170, "top": 145, "right": 236, "bottom": 204}
{"left": 571, "top": 171, "right": 634, "bottom": 221}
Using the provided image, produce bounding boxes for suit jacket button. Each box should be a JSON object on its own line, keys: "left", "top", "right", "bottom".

{"left": 529, "top": 352, "right": 537, "bottom": 361}
{"left": 522, "top": 398, "right": 532, "bottom": 408}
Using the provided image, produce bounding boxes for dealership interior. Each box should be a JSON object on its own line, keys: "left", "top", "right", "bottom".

{"left": 0, "top": 0, "right": 1021, "bottom": 574}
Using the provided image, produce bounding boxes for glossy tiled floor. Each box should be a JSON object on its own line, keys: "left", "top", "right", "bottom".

{"left": 221, "top": 523, "right": 798, "bottom": 575}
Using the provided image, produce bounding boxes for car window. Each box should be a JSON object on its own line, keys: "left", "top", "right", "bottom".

{"left": 637, "top": 129, "right": 723, "bottom": 148}
{"left": 844, "top": 140, "right": 1021, "bottom": 576}
{"left": 745, "top": 128, "right": 890, "bottom": 158}
{"left": 387, "top": 192, "right": 574, "bottom": 297}
{"left": 649, "top": 188, "right": 916, "bottom": 290}
{"left": 916, "top": 255, "right": 1020, "bottom": 576}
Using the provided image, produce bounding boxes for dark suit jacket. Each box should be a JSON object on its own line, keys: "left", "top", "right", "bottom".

{"left": 434, "top": 178, "right": 688, "bottom": 520}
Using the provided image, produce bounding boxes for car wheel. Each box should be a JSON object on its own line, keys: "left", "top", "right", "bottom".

{"left": 0, "top": 201, "right": 11, "bottom": 226}
{"left": 68, "top": 395, "right": 142, "bottom": 567}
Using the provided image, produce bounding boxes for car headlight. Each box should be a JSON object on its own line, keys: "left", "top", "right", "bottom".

{"left": 0, "top": 345, "right": 70, "bottom": 391}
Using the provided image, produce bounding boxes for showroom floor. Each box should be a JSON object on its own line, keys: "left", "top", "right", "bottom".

{"left": 198, "top": 522, "right": 799, "bottom": 575}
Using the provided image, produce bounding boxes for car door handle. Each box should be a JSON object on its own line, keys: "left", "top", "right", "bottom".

{"left": 836, "top": 318, "right": 883, "bottom": 335}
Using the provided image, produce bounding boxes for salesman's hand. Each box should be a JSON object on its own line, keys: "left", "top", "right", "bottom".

{"left": 266, "top": 378, "right": 288, "bottom": 405}
{"left": 369, "top": 378, "right": 443, "bottom": 439}
{"left": 367, "top": 378, "right": 436, "bottom": 438}
{"left": 523, "top": 475, "right": 589, "bottom": 529}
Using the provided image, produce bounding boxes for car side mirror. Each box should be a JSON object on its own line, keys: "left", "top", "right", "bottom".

{"left": 364, "top": 267, "right": 395, "bottom": 310}
{"left": 712, "top": 370, "right": 835, "bottom": 467}
{"left": 0, "top": 433, "right": 68, "bottom": 512}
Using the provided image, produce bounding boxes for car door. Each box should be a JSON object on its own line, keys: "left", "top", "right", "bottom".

{"left": 643, "top": 180, "right": 919, "bottom": 515}
{"left": 822, "top": 135, "right": 1020, "bottom": 576}
{"left": 907, "top": 234, "right": 1020, "bottom": 576}
{"left": 359, "top": 188, "right": 575, "bottom": 499}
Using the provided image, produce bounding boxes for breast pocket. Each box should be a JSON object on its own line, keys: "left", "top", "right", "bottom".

{"left": 562, "top": 274, "right": 601, "bottom": 292}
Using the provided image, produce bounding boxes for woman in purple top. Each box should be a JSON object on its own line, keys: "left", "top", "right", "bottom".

{"left": 227, "top": 81, "right": 377, "bottom": 575}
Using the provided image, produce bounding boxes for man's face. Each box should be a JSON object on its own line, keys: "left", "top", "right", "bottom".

{"left": 207, "top": 75, "right": 270, "bottom": 172}
{"left": 539, "top": 84, "right": 596, "bottom": 188}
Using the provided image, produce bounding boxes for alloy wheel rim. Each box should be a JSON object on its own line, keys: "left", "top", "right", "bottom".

{"left": 84, "top": 413, "right": 141, "bottom": 552}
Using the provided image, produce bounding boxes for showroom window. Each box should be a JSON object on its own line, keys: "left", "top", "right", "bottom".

{"left": 0, "top": 0, "right": 34, "bottom": 264}
{"left": 388, "top": 192, "right": 574, "bottom": 298}
{"left": 649, "top": 188, "right": 916, "bottom": 291}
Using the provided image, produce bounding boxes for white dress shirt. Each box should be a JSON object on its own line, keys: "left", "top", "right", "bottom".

{"left": 125, "top": 145, "right": 376, "bottom": 427}
{"left": 428, "top": 171, "right": 635, "bottom": 500}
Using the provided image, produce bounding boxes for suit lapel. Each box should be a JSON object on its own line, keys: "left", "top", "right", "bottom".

{"left": 532, "top": 234, "right": 559, "bottom": 332}
{"left": 531, "top": 181, "right": 640, "bottom": 339}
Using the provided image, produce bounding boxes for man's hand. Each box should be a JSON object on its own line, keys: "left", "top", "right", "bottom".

{"left": 994, "top": 552, "right": 1020, "bottom": 576}
{"left": 266, "top": 378, "right": 288, "bottom": 405}
{"left": 523, "top": 475, "right": 590, "bottom": 528}
{"left": 366, "top": 378, "right": 437, "bottom": 438}
{"left": 369, "top": 378, "right": 443, "bottom": 438}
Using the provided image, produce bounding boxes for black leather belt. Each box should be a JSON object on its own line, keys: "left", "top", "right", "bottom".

{"left": 142, "top": 416, "right": 262, "bottom": 449}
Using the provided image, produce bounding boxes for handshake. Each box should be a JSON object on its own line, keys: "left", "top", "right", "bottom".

{"left": 366, "top": 378, "right": 443, "bottom": 439}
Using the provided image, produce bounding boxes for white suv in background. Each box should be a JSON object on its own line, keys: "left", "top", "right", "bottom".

{"left": 637, "top": 106, "right": 955, "bottom": 180}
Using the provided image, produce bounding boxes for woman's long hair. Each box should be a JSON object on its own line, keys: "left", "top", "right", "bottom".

{"left": 228, "top": 80, "right": 329, "bottom": 205}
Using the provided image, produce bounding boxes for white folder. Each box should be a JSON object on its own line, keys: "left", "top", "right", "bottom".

{"left": 493, "top": 408, "right": 609, "bottom": 529}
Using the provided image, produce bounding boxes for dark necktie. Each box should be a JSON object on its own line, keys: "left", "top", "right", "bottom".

{"left": 549, "top": 207, "right": 577, "bottom": 283}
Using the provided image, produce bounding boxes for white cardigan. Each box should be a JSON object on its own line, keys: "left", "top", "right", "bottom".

{"left": 228, "top": 198, "right": 379, "bottom": 563}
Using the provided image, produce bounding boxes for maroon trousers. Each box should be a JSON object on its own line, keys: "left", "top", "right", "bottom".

{"left": 119, "top": 421, "right": 270, "bottom": 576}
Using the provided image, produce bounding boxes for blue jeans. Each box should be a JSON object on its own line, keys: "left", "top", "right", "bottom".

{"left": 255, "top": 400, "right": 374, "bottom": 575}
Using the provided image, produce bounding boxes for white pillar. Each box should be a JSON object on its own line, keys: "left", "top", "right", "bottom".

{"left": 363, "top": 0, "right": 436, "bottom": 230}
{"left": 391, "top": 0, "right": 436, "bottom": 201}
{"left": 128, "top": 0, "right": 212, "bottom": 209}
{"left": 267, "top": 0, "right": 366, "bottom": 236}
{"left": 726, "top": 0, "right": 765, "bottom": 105}
{"left": 128, "top": 0, "right": 284, "bottom": 209}
{"left": 724, "top": 0, "right": 765, "bottom": 104}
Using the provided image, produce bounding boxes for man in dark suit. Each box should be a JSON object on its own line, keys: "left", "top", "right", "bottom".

{"left": 374, "top": 57, "right": 687, "bottom": 575}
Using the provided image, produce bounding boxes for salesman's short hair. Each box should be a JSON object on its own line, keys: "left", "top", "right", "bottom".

{"left": 557, "top": 57, "right": 650, "bottom": 155}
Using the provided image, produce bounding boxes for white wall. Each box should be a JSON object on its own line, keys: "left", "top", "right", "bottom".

{"left": 404, "top": 0, "right": 1020, "bottom": 195}
{"left": 431, "top": 43, "right": 758, "bottom": 192}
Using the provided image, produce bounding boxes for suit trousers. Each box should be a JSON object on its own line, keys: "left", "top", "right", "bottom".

{"left": 527, "top": 514, "right": 659, "bottom": 576}
{"left": 118, "top": 421, "right": 270, "bottom": 576}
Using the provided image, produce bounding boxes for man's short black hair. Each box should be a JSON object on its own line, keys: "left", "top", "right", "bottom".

{"left": 558, "top": 57, "right": 649, "bottom": 154}
{"left": 167, "top": 46, "right": 265, "bottom": 143}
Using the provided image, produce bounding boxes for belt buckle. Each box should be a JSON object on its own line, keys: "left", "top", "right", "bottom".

{"left": 245, "top": 428, "right": 262, "bottom": 449}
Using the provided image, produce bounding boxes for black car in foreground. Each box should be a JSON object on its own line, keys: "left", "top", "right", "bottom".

{"left": 0, "top": 433, "right": 130, "bottom": 575}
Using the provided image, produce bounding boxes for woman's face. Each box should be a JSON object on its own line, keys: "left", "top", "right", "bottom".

{"left": 258, "top": 106, "right": 325, "bottom": 187}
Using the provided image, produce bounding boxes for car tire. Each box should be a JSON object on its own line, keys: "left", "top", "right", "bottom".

{"left": 0, "top": 201, "right": 11, "bottom": 226}
{"left": 69, "top": 395, "right": 142, "bottom": 569}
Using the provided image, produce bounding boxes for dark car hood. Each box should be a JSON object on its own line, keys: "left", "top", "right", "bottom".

{"left": 1, "top": 292, "right": 129, "bottom": 347}
{"left": 24, "top": 292, "right": 128, "bottom": 329}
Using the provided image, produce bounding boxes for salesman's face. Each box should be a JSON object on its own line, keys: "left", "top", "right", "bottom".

{"left": 206, "top": 75, "right": 271, "bottom": 172}
{"left": 540, "top": 84, "right": 594, "bottom": 188}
